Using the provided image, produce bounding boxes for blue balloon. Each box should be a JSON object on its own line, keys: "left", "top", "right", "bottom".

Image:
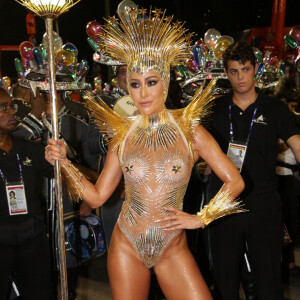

{"left": 256, "top": 63, "right": 264, "bottom": 76}
{"left": 192, "top": 45, "right": 205, "bottom": 67}
{"left": 79, "top": 60, "right": 88, "bottom": 72}
{"left": 62, "top": 43, "right": 78, "bottom": 56}
{"left": 33, "top": 47, "right": 43, "bottom": 66}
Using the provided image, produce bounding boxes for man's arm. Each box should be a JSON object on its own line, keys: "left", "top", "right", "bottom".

{"left": 14, "top": 89, "right": 45, "bottom": 140}
{"left": 287, "top": 135, "right": 300, "bottom": 163}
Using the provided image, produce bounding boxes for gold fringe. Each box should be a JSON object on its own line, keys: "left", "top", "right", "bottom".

{"left": 197, "top": 190, "right": 246, "bottom": 227}
{"left": 171, "top": 79, "right": 217, "bottom": 143}
{"left": 84, "top": 92, "right": 132, "bottom": 152}
{"left": 61, "top": 162, "right": 86, "bottom": 204}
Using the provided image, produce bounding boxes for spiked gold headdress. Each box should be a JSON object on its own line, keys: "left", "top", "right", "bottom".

{"left": 100, "top": 5, "right": 193, "bottom": 94}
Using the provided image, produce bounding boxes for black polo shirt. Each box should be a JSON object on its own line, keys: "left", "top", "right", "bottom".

{"left": 0, "top": 135, "right": 53, "bottom": 225}
{"left": 209, "top": 89, "right": 299, "bottom": 204}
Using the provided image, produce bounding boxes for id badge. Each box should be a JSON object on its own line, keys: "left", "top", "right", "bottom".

{"left": 227, "top": 142, "right": 247, "bottom": 172}
{"left": 6, "top": 182, "right": 28, "bottom": 215}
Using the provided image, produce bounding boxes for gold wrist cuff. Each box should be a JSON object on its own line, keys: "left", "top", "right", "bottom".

{"left": 61, "top": 162, "right": 86, "bottom": 203}
{"left": 196, "top": 190, "right": 246, "bottom": 227}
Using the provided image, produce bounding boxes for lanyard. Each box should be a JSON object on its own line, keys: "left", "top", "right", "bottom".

{"left": 0, "top": 154, "right": 23, "bottom": 184}
{"left": 229, "top": 104, "right": 258, "bottom": 145}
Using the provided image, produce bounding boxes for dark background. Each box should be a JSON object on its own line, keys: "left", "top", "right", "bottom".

{"left": 0, "top": 0, "right": 299, "bottom": 81}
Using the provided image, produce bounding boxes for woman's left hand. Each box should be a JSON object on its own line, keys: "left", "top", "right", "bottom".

{"left": 159, "top": 206, "right": 204, "bottom": 230}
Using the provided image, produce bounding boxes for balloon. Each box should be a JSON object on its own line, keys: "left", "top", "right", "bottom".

{"left": 296, "top": 56, "right": 300, "bottom": 72}
{"left": 111, "top": 78, "right": 118, "bottom": 87}
{"left": 14, "top": 58, "right": 24, "bottom": 74}
{"left": 62, "top": 43, "right": 78, "bottom": 56}
{"left": 175, "top": 65, "right": 188, "bottom": 77}
{"left": 204, "top": 28, "right": 221, "bottom": 51}
{"left": 94, "top": 76, "right": 102, "bottom": 91}
{"left": 284, "top": 35, "right": 299, "bottom": 49}
{"left": 205, "top": 61, "right": 213, "bottom": 68}
{"left": 19, "top": 41, "right": 34, "bottom": 60}
{"left": 2, "top": 76, "right": 11, "bottom": 88}
{"left": 76, "top": 63, "right": 89, "bottom": 81}
{"left": 87, "top": 37, "right": 101, "bottom": 52}
{"left": 192, "top": 45, "right": 205, "bottom": 67}
{"left": 79, "top": 60, "right": 88, "bottom": 72}
{"left": 214, "top": 36, "right": 234, "bottom": 61}
{"left": 256, "top": 63, "right": 264, "bottom": 76}
{"left": 56, "top": 49, "right": 74, "bottom": 67}
{"left": 42, "top": 31, "right": 63, "bottom": 54}
{"left": 85, "top": 83, "right": 93, "bottom": 91}
{"left": 21, "top": 56, "right": 27, "bottom": 69}
{"left": 186, "top": 58, "right": 199, "bottom": 73}
{"left": 268, "top": 55, "right": 278, "bottom": 66}
{"left": 195, "top": 40, "right": 209, "bottom": 60}
{"left": 117, "top": 0, "right": 138, "bottom": 20}
{"left": 39, "top": 43, "right": 47, "bottom": 61}
{"left": 252, "top": 47, "right": 262, "bottom": 63}
{"left": 33, "top": 47, "right": 43, "bottom": 67}
{"left": 103, "top": 83, "right": 112, "bottom": 93}
{"left": 289, "top": 25, "right": 300, "bottom": 43}
{"left": 86, "top": 21, "right": 102, "bottom": 42}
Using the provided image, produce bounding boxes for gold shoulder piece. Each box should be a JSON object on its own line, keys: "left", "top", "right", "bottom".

{"left": 84, "top": 91, "right": 133, "bottom": 151}
{"left": 171, "top": 79, "right": 217, "bottom": 143}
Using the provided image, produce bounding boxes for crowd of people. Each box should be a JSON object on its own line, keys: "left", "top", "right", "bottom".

{"left": 0, "top": 2, "right": 300, "bottom": 300}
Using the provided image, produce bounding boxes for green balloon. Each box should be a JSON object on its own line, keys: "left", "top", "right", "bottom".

{"left": 284, "top": 35, "right": 299, "bottom": 49}
{"left": 40, "top": 44, "right": 47, "bottom": 61}
{"left": 14, "top": 58, "right": 24, "bottom": 74}
{"left": 87, "top": 37, "right": 100, "bottom": 51}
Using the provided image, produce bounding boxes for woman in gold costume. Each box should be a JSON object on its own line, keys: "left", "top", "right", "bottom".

{"left": 46, "top": 3, "right": 244, "bottom": 299}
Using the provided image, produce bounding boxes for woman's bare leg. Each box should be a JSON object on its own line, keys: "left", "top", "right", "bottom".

{"left": 154, "top": 232, "right": 212, "bottom": 300}
{"left": 107, "top": 225, "right": 151, "bottom": 300}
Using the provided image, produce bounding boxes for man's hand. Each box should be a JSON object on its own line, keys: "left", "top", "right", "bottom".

{"left": 79, "top": 201, "right": 92, "bottom": 217}
{"left": 197, "top": 161, "right": 212, "bottom": 176}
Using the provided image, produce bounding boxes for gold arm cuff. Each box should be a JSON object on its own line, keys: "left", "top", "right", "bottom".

{"left": 196, "top": 190, "right": 246, "bottom": 227}
{"left": 61, "top": 162, "right": 86, "bottom": 203}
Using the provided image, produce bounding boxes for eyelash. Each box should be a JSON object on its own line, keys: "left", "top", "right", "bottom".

{"left": 130, "top": 82, "right": 139, "bottom": 88}
{"left": 130, "top": 80, "right": 158, "bottom": 88}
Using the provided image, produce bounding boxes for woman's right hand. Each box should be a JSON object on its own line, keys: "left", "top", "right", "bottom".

{"left": 45, "top": 138, "right": 68, "bottom": 166}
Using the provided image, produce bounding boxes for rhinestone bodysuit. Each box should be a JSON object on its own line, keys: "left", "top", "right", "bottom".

{"left": 118, "top": 110, "right": 193, "bottom": 268}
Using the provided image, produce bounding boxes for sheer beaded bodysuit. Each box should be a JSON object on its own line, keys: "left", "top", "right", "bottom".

{"left": 117, "top": 110, "right": 193, "bottom": 268}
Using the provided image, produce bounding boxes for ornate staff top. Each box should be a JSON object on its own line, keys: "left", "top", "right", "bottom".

{"left": 15, "top": 0, "right": 80, "bottom": 18}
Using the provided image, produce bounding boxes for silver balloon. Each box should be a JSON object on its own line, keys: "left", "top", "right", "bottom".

{"left": 204, "top": 28, "right": 221, "bottom": 51}
{"left": 117, "top": 0, "right": 138, "bottom": 21}
{"left": 43, "top": 31, "right": 63, "bottom": 54}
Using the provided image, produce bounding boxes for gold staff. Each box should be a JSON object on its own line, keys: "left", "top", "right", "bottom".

{"left": 15, "top": 1, "right": 81, "bottom": 299}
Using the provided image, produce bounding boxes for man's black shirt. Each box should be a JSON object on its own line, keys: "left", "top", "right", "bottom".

{"left": 0, "top": 135, "right": 53, "bottom": 225}
{"left": 209, "top": 89, "right": 299, "bottom": 207}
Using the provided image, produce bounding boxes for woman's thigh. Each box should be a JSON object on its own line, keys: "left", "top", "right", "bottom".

{"left": 154, "top": 232, "right": 212, "bottom": 300}
{"left": 107, "top": 225, "right": 151, "bottom": 300}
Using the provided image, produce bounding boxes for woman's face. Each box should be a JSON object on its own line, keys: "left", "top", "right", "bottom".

{"left": 0, "top": 90, "right": 16, "bottom": 133}
{"left": 128, "top": 70, "right": 165, "bottom": 115}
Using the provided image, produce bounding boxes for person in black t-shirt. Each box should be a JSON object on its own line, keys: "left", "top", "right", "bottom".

{"left": 207, "top": 42, "right": 300, "bottom": 300}
{"left": 0, "top": 88, "right": 54, "bottom": 300}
